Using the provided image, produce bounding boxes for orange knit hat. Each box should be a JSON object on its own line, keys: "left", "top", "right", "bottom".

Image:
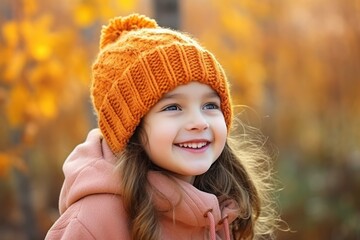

{"left": 91, "top": 14, "right": 232, "bottom": 154}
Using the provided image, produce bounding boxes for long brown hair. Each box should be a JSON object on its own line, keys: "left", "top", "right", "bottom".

{"left": 116, "top": 118, "right": 280, "bottom": 240}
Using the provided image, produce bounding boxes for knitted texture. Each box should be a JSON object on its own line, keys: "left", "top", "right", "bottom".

{"left": 91, "top": 14, "right": 233, "bottom": 154}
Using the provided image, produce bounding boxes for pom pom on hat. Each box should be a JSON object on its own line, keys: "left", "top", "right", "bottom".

{"left": 100, "top": 14, "right": 158, "bottom": 49}
{"left": 91, "top": 14, "right": 233, "bottom": 154}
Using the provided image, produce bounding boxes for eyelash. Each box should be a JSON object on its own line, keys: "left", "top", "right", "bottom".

{"left": 203, "top": 102, "right": 220, "bottom": 110}
{"left": 162, "top": 104, "right": 181, "bottom": 111}
{"left": 161, "top": 103, "right": 220, "bottom": 111}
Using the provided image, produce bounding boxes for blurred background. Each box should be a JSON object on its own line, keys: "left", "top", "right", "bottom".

{"left": 0, "top": 0, "right": 359, "bottom": 239}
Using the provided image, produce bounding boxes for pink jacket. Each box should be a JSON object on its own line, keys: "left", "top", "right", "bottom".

{"left": 45, "top": 129, "right": 239, "bottom": 239}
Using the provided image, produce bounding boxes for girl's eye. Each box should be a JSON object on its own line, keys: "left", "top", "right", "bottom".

{"left": 203, "top": 103, "right": 220, "bottom": 110}
{"left": 162, "top": 104, "right": 181, "bottom": 111}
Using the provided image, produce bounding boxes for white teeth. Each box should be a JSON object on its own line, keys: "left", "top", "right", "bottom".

{"left": 178, "top": 142, "right": 207, "bottom": 149}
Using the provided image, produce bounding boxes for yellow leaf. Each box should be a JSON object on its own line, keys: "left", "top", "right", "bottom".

{"left": 28, "top": 60, "right": 64, "bottom": 89}
{"left": 222, "top": 11, "right": 257, "bottom": 41}
{"left": 3, "top": 50, "right": 26, "bottom": 83}
{"left": 21, "top": 16, "right": 54, "bottom": 61}
{"left": 68, "top": 49, "right": 90, "bottom": 85}
{"left": 99, "top": 4, "right": 115, "bottom": 20}
{"left": 1, "top": 21, "right": 19, "bottom": 48}
{"left": 23, "top": 0, "right": 38, "bottom": 17}
{"left": 32, "top": 43, "right": 52, "bottom": 61}
{"left": 36, "top": 90, "right": 57, "bottom": 119}
{"left": 74, "top": 4, "right": 96, "bottom": 27}
{"left": 6, "top": 84, "right": 29, "bottom": 126}
{"left": 117, "top": 0, "right": 136, "bottom": 12}
{"left": 47, "top": 59, "right": 63, "bottom": 79}
{"left": 28, "top": 64, "right": 46, "bottom": 86}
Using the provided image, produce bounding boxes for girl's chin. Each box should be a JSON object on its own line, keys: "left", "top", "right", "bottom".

{"left": 171, "top": 168, "right": 211, "bottom": 181}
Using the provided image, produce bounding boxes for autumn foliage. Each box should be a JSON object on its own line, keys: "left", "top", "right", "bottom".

{"left": 0, "top": 0, "right": 359, "bottom": 239}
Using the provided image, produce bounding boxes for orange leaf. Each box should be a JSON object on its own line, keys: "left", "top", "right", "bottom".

{"left": 0, "top": 153, "right": 11, "bottom": 178}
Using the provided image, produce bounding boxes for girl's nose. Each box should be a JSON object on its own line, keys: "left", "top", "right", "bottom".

{"left": 185, "top": 112, "right": 209, "bottom": 131}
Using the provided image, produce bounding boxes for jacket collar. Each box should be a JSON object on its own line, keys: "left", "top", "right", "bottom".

{"left": 148, "top": 171, "right": 239, "bottom": 229}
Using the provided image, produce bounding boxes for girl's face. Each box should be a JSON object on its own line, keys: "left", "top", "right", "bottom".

{"left": 141, "top": 82, "right": 227, "bottom": 183}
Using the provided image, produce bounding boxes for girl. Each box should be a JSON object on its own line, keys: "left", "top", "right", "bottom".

{"left": 46, "top": 14, "right": 279, "bottom": 239}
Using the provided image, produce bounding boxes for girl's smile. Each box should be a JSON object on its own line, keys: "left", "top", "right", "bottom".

{"left": 176, "top": 140, "right": 209, "bottom": 149}
{"left": 141, "top": 81, "right": 227, "bottom": 183}
{"left": 175, "top": 139, "right": 211, "bottom": 153}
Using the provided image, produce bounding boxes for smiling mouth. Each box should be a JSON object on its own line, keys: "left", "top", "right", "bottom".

{"left": 176, "top": 142, "right": 209, "bottom": 149}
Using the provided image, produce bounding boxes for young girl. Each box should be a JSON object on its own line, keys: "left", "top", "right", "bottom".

{"left": 46, "top": 14, "right": 279, "bottom": 239}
